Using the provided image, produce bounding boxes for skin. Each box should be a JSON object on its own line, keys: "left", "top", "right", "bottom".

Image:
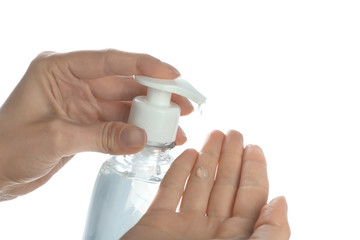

{"left": 0, "top": 50, "right": 290, "bottom": 239}
{"left": 122, "top": 130, "right": 290, "bottom": 240}
{"left": 0, "top": 50, "right": 192, "bottom": 200}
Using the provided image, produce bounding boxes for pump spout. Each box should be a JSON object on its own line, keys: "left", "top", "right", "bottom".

{"left": 128, "top": 75, "right": 206, "bottom": 145}
{"left": 147, "top": 88, "right": 172, "bottom": 107}
{"left": 134, "top": 76, "right": 206, "bottom": 105}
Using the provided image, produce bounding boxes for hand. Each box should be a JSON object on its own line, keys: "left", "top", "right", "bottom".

{"left": 0, "top": 50, "right": 193, "bottom": 200}
{"left": 122, "top": 130, "right": 290, "bottom": 240}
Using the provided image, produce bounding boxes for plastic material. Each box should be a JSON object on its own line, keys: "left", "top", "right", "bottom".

{"left": 128, "top": 76, "right": 206, "bottom": 144}
{"left": 83, "top": 145, "right": 174, "bottom": 240}
{"left": 83, "top": 76, "right": 205, "bottom": 240}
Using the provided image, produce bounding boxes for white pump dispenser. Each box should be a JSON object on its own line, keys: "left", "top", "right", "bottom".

{"left": 129, "top": 76, "right": 206, "bottom": 144}
{"left": 83, "top": 76, "right": 205, "bottom": 240}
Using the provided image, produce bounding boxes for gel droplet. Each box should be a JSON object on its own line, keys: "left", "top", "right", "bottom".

{"left": 196, "top": 166, "right": 209, "bottom": 179}
{"left": 198, "top": 103, "right": 205, "bottom": 116}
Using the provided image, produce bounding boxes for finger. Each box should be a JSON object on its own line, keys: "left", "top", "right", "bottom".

{"left": 98, "top": 99, "right": 191, "bottom": 123}
{"left": 87, "top": 76, "right": 147, "bottom": 101}
{"left": 87, "top": 76, "right": 194, "bottom": 116}
{"left": 232, "top": 145, "right": 269, "bottom": 236}
{"left": 175, "top": 127, "right": 187, "bottom": 146}
{"left": 96, "top": 99, "right": 187, "bottom": 145}
{"left": 148, "top": 149, "right": 198, "bottom": 211}
{"left": 207, "top": 130, "right": 244, "bottom": 219}
{"left": 96, "top": 96, "right": 188, "bottom": 146}
{"left": 180, "top": 130, "right": 225, "bottom": 214}
{"left": 49, "top": 49, "right": 180, "bottom": 80}
{"left": 53, "top": 119, "right": 147, "bottom": 155}
{"left": 97, "top": 99, "right": 131, "bottom": 122}
{"left": 172, "top": 94, "right": 194, "bottom": 116}
{"left": 250, "top": 196, "right": 290, "bottom": 240}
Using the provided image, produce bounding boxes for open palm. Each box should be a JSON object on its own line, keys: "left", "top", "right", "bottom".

{"left": 122, "top": 131, "right": 290, "bottom": 240}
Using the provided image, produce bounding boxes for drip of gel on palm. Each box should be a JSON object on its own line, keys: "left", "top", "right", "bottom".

{"left": 128, "top": 76, "right": 206, "bottom": 145}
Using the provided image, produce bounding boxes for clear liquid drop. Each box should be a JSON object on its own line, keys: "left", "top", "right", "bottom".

{"left": 196, "top": 166, "right": 209, "bottom": 179}
{"left": 198, "top": 102, "right": 205, "bottom": 116}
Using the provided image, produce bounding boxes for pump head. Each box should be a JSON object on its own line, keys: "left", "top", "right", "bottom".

{"left": 128, "top": 76, "right": 206, "bottom": 145}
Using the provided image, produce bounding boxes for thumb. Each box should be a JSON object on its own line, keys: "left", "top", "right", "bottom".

{"left": 60, "top": 120, "right": 147, "bottom": 155}
{"left": 250, "top": 196, "right": 291, "bottom": 240}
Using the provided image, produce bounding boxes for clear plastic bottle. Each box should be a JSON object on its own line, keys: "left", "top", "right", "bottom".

{"left": 83, "top": 76, "right": 205, "bottom": 240}
{"left": 83, "top": 143, "right": 174, "bottom": 240}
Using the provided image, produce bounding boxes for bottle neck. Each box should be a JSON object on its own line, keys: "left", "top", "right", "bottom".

{"left": 145, "top": 141, "right": 175, "bottom": 151}
{"left": 133, "top": 142, "right": 174, "bottom": 164}
{"left": 105, "top": 142, "right": 175, "bottom": 182}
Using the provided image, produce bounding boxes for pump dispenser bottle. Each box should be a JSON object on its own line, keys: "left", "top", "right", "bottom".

{"left": 83, "top": 76, "right": 206, "bottom": 240}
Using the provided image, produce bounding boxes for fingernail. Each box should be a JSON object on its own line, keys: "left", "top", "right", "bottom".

{"left": 120, "top": 127, "right": 146, "bottom": 148}
{"left": 163, "top": 62, "right": 181, "bottom": 76}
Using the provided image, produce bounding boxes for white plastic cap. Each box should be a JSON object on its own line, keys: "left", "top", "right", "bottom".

{"left": 128, "top": 76, "right": 206, "bottom": 145}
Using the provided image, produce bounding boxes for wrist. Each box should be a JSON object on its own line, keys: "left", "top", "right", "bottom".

{"left": 0, "top": 157, "right": 17, "bottom": 201}
{"left": 0, "top": 181, "right": 18, "bottom": 202}
{"left": 0, "top": 174, "right": 18, "bottom": 201}
{"left": 0, "top": 189, "right": 18, "bottom": 201}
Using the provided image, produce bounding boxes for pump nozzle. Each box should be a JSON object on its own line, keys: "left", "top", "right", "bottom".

{"left": 128, "top": 76, "right": 206, "bottom": 145}
{"left": 135, "top": 76, "right": 206, "bottom": 105}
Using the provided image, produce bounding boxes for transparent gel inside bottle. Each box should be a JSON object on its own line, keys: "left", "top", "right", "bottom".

{"left": 83, "top": 143, "right": 174, "bottom": 240}
{"left": 83, "top": 76, "right": 205, "bottom": 240}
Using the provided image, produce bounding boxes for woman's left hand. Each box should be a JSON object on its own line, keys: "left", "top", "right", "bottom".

{"left": 122, "top": 130, "right": 290, "bottom": 240}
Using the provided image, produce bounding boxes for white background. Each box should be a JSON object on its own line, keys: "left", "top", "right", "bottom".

{"left": 0, "top": 0, "right": 359, "bottom": 239}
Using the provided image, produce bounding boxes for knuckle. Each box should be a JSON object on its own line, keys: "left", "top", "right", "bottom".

{"left": 102, "top": 48, "right": 117, "bottom": 54}
{"left": 221, "top": 149, "right": 243, "bottom": 159}
{"left": 215, "top": 175, "right": 238, "bottom": 189}
{"left": 140, "top": 53, "right": 155, "bottom": 60}
{"left": 240, "top": 161, "right": 269, "bottom": 191}
{"left": 36, "top": 51, "right": 57, "bottom": 60}
{"left": 101, "top": 49, "right": 118, "bottom": 75}
{"left": 98, "top": 122, "right": 118, "bottom": 153}
{"left": 33, "top": 51, "right": 56, "bottom": 64}
{"left": 240, "top": 178, "right": 269, "bottom": 194}
{"left": 244, "top": 155, "right": 267, "bottom": 168}
{"left": 101, "top": 48, "right": 120, "bottom": 59}
{"left": 136, "top": 53, "right": 160, "bottom": 67}
{"left": 199, "top": 150, "right": 220, "bottom": 162}
{"left": 30, "top": 51, "right": 58, "bottom": 72}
